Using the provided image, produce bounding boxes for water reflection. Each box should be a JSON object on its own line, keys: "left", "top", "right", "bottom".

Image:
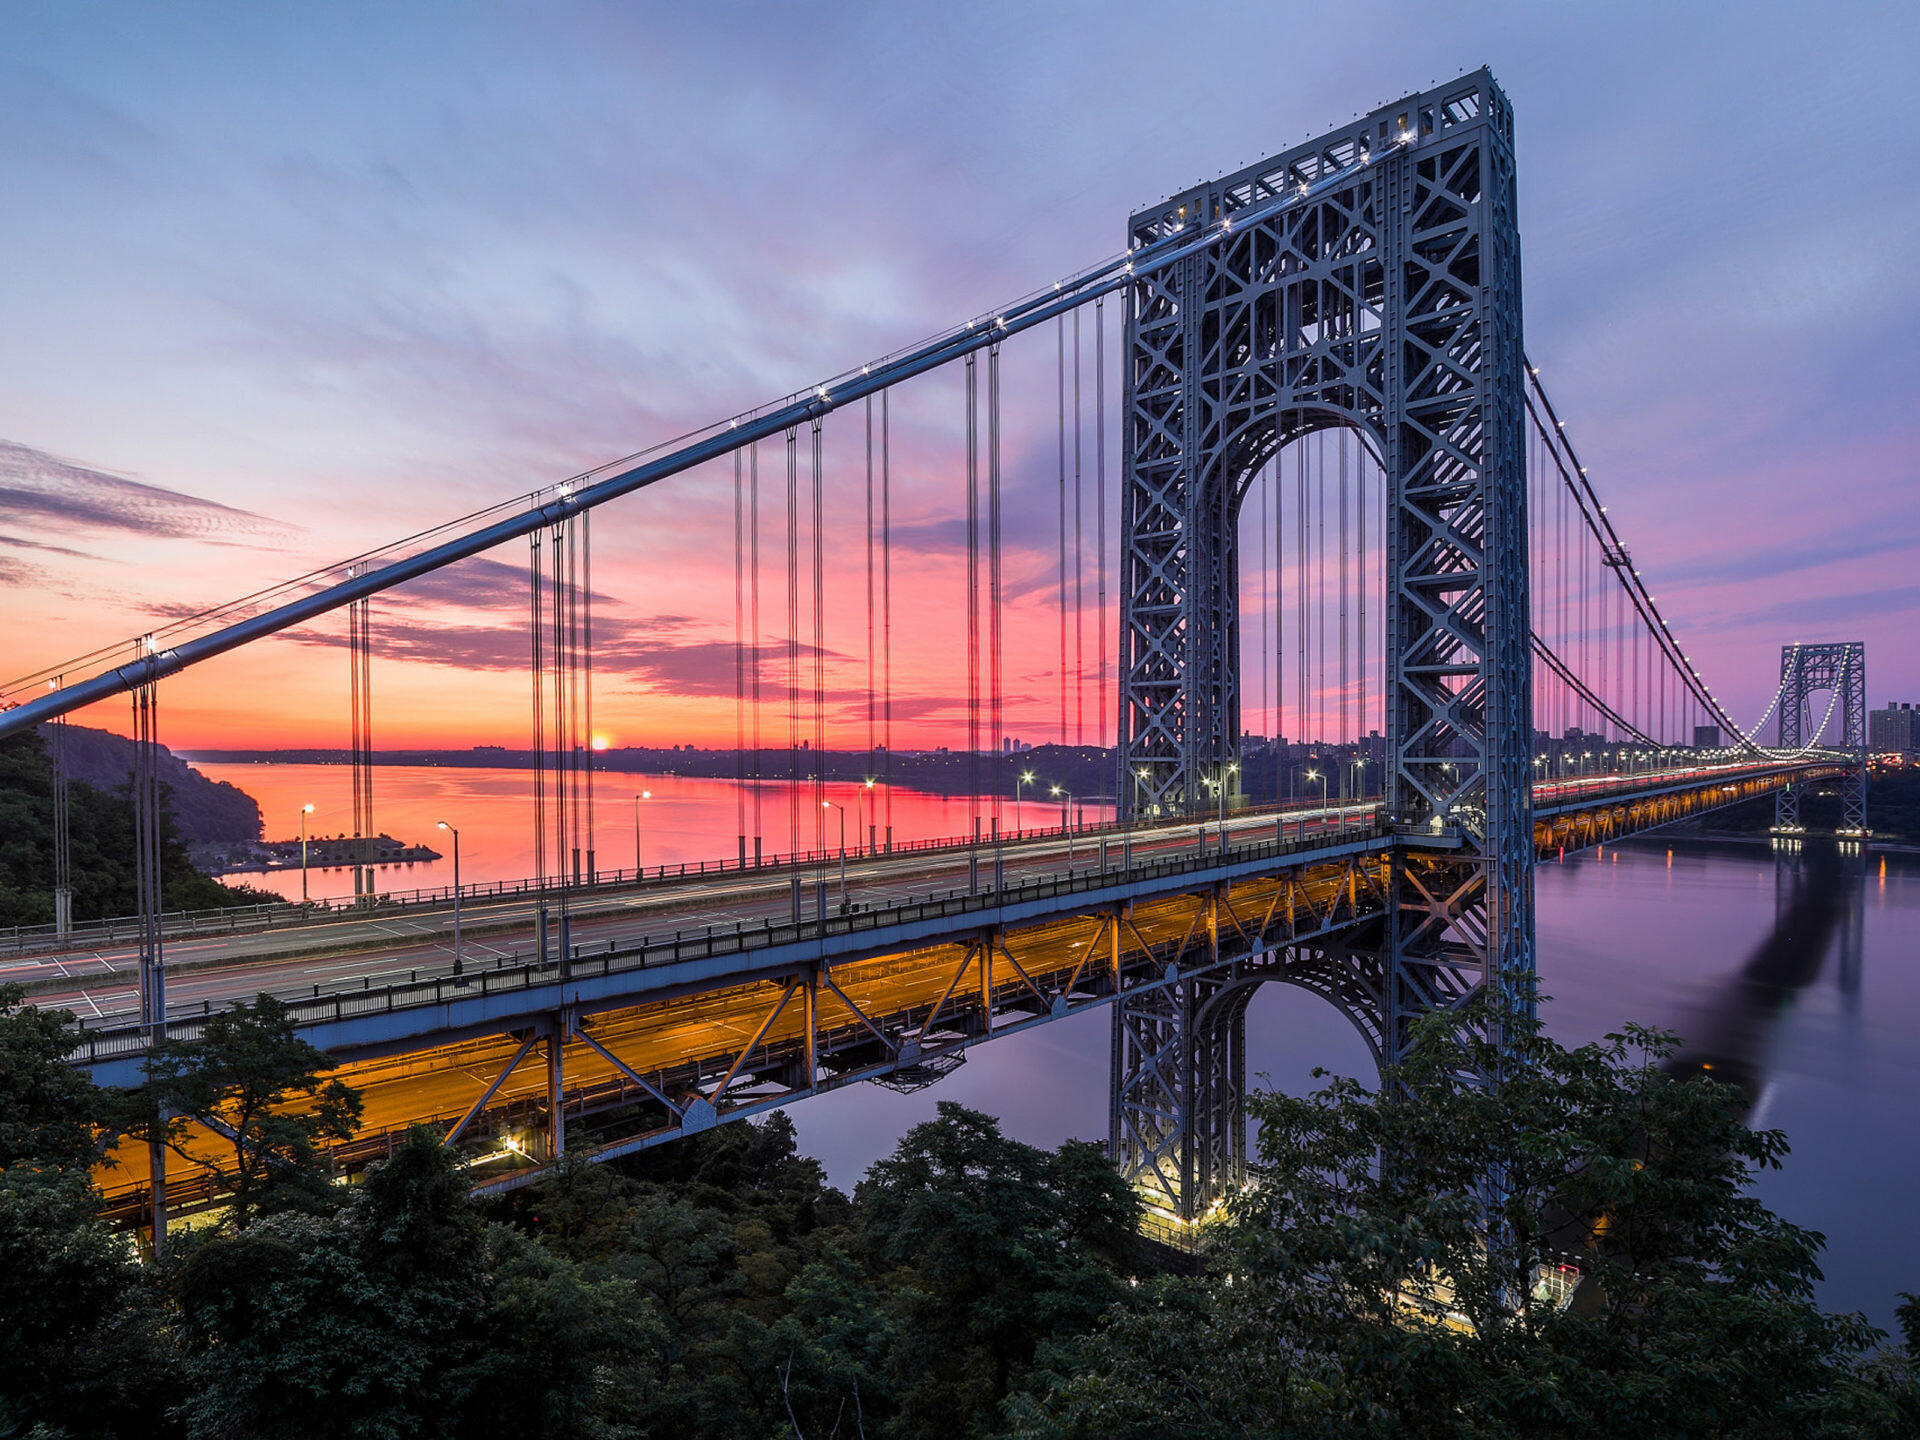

{"left": 1664, "top": 842, "right": 1868, "bottom": 1114}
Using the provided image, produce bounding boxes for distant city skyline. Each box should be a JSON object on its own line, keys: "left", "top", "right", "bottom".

{"left": 2, "top": 3, "right": 1915, "bottom": 750}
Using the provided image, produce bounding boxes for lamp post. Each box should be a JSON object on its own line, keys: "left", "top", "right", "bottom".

{"left": 863, "top": 777, "right": 877, "bottom": 854}
{"left": 1133, "top": 766, "right": 1152, "bottom": 820}
{"left": 1051, "top": 785, "right": 1075, "bottom": 863}
{"left": 1216, "top": 761, "right": 1237, "bottom": 827}
{"left": 299, "top": 803, "right": 316, "bottom": 905}
{"left": 822, "top": 800, "right": 847, "bottom": 911}
{"left": 633, "top": 791, "right": 652, "bottom": 877}
{"left": 435, "top": 820, "right": 463, "bottom": 978}
{"left": 1016, "top": 770, "right": 1035, "bottom": 835}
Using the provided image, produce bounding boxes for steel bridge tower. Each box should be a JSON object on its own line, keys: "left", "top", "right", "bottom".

{"left": 1773, "top": 642, "right": 1867, "bottom": 833}
{"left": 1111, "top": 70, "right": 1535, "bottom": 1225}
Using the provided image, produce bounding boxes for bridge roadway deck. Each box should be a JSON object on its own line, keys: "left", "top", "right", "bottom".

{"left": 71, "top": 760, "right": 1828, "bottom": 1219}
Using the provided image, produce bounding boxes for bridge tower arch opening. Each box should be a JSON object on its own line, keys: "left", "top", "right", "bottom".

{"left": 1111, "top": 69, "right": 1534, "bottom": 1225}
{"left": 1112, "top": 930, "right": 1393, "bottom": 1227}
{"left": 1231, "top": 427, "right": 1388, "bottom": 809}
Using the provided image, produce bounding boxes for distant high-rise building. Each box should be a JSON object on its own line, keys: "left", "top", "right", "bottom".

{"left": 1869, "top": 702, "right": 1917, "bottom": 756}
{"left": 1693, "top": 724, "right": 1721, "bottom": 750}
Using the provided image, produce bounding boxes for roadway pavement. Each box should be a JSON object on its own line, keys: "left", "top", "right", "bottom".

{"left": 33, "top": 802, "right": 1378, "bottom": 1030}
{"left": 30, "top": 760, "right": 1801, "bottom": 1032}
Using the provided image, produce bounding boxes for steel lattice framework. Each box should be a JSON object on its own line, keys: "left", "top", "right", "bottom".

{"left": 1773, "top": 642, "right": 1867, "bottom": 832}
{"left": 1111, "top": 70, "right": 1535, "bottom": 1221}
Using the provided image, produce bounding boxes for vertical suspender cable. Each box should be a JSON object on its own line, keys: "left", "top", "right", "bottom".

{"left": 966, "top": 352, "right": 981, "bottom": 807}
{"left": 989, "top": 341, "right": 1004, "bottom": 821}
{"left": 866, "top": 395, "right": 877, "bottom": 831}
{"left": 882, "top": 392, "right": 893, "bottom": 846}
{"left": 1259, "top": 460, "right": 1270, "bottom": 761}
{"left": 530, "top": 533, "right": 545, "bottom": 895}
{"left": 1072, "top": 305, "right": 1085, "bottom": 748}
{"left": 1273, "top": 454, "right": 1284, "bottom": 765}
{"left": 50, "top": 685, "right": 69, "bottom": 937}
{"left": 786, "top": 428, "right": 800, "bottom": 861}
{"left": 735, "top": 450, "right": 747, "bottom": 866}
{"left": 1095, "top": 297, "right": 1108, "bottom": 754}
{"left": 750, "top": 444, "right": 763, "bottom": 864}
{"left": 1056, "top": 321, "right": 1070, "bottom": 756}
{"left": 1315, "top": 432, "right": 1326, "bottom": 750}
{"left": 1338, "top": 428, "right": 1350, "bottom": 772}
{"left": 583, "top": 508, "right": 595, "bottom": 880}
{"left": 1358, "top": 445, "right": 1368, "bottom": 766}
{"left": 551, "top": 523, "right": 568, "bottom": 890}
{"left": 1295, "top": 437, "right": 1307, "bottom": 756}
{"left": 1555, "top": 442, "right": 1566, "bottom": 742}
{"left": 811, "top": 419, "right": 826, "bottom": 851}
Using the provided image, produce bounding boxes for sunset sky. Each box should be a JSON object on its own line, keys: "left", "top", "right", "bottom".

{"left": 3, "top": 3, "right": 1916, "bottom": 752}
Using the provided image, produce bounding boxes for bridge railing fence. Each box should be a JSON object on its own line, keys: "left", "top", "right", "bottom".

{"left": 8, "top": 795, "right": 1389, "bottom": 957}
{"left": 65, "top": 813, "right": 1395, "bottom": 1066}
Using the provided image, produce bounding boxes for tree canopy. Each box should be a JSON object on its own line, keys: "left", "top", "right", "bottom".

{"left": 2, "top": 980, "right": 1917, "bottom": 1438}
{"left": 1011, "top": 1002, "right": 1920, "bottom": 1439}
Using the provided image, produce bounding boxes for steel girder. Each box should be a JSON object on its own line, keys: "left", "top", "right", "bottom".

{"left": 1773, "top": 642, "right": 1867, "bottom": 832}
{"left": 1110, "top": 71, "right": 1533, "bottom": 1223}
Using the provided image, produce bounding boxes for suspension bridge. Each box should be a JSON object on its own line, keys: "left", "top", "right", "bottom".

{"left": 0, "top": 70, "right": 1867, "bottom": 1246}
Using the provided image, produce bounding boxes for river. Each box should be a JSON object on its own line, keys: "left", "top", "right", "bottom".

{"left": 196, "top": 763, "right": 1919, "bottom": 1331}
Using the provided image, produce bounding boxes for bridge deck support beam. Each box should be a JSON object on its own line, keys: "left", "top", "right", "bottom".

{"left": 546, "top": 1024, "right": 565, "bottom": 1161}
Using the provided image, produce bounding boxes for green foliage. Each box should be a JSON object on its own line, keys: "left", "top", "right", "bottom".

{"left": 129, "top": 994, "right": 363, "bottom": 1228}
{"left": 174, "top": 1131, "right": 490, "bottom": 1439}
{"left": 0, "top": 988, "right": 181, "bottom": 1439}
{"left": 857, "top": 1104, "right": 1141, "bottom": 1438}
{"left": 1014, "top": 1001, "right": 1920, "bottom": 1439}
{"left": 6, "top": 984, "right": 1915, "bottom": 1439}
{"left": 0, "top": 984, "right": 104, "bottom": 1171}
{"left": 0, "top": 730, "right": 277, "bottom": 928}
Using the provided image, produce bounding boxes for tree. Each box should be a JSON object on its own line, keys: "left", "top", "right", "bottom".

{"left": 174, "top": 1128, "right": 486, "bottom": 1440}
{"left": 1016, "top": 1001, "right": 1919, "bottom": 1438}
{"left": 0, "top": 985, "right": 181, "bottom": 1438}
{"left": 132, "top": 994, "right": 362, "bottom": 1228}
{"left": 0, "top": 983, "right": 104, "bottom": 1171}
{"left": 856, "top": 1103, "right": 1139, "bottom": 1439}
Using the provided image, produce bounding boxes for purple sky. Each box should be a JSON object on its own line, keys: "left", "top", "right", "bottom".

{"left": 2, "top": 3, "right": 1916, "bottom": 746}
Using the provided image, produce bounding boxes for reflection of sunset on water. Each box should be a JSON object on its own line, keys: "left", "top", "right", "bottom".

{"left": 198, "top": 763, "right": 1113, "bottom": 903}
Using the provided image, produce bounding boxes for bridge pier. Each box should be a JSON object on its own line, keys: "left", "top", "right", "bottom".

{"left": 1110, "top": 961, "right": 1247, "bottom": 1228}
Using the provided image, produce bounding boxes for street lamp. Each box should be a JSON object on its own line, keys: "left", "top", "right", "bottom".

{"left": 822, "top": 800, "right": 847, "bottom": 911}
{"left": 863, "top": 777, "right": 877, "bottom": 854}
{"left": 299, "top": 803, "right": 316, "bottom": 905}
{"left": 1216, "top": 761, "right": 1237, "bottom": 827}
{"left": 1306, "top": 767, "right": 1327, "bottom": 810}
{"left": 1133, "top": 766, "right": 1152, "bottom": 821}
{"left": 435, "top": 820, "right": 463, "bottom": 978}
{"left": 1051, "top": 785, "right": 1075, "bottom": 863}
{"left": 1016, "top": 770, "right": 1036, "bottom": 834}
{"left": 633, "top": 791, "right": 652, "bottom": 877}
